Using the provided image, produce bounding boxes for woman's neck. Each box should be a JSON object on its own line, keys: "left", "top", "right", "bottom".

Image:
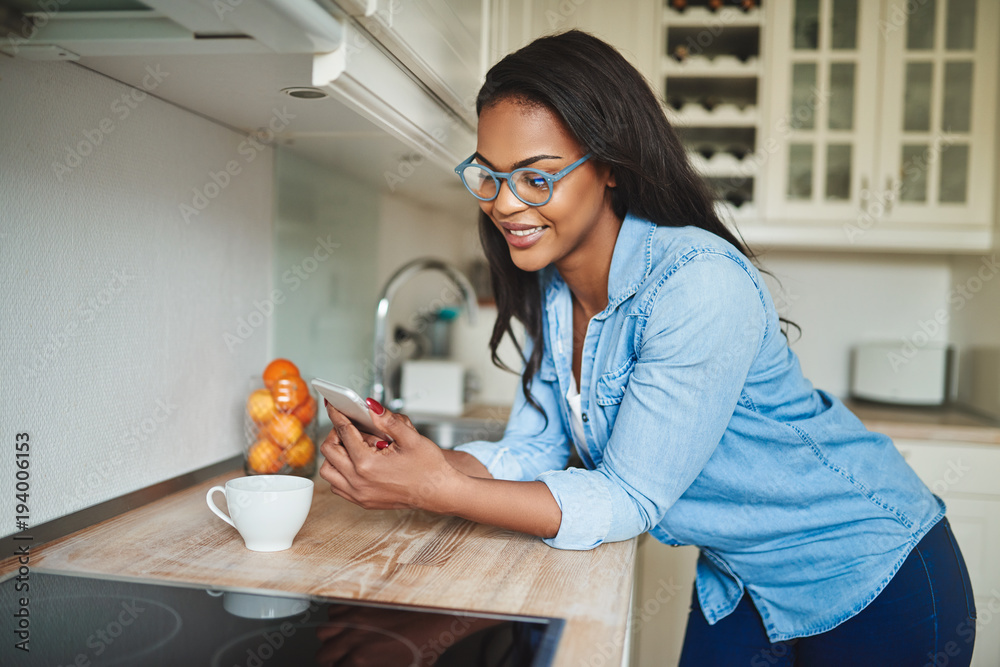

{"left": 555, "top": 212, "right": 623, "bottom": 318}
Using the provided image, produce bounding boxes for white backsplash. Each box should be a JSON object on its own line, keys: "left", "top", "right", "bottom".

{"left": 0, "top": 58, "right": 273, "bottom": 537}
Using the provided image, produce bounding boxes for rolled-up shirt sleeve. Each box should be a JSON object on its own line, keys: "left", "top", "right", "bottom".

{"left": 454, "top": 347, "right": 571, "bottom": 481}
{"left": 538, "top": 253, "right": 766, "bottom": 550}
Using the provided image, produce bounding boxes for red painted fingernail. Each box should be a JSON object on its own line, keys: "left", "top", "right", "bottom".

{"left": 365, "top": 397, "right": 384, "bottom": 415}
{"left": 324, "top": 398, "right": 330, "bottom": 407}
{"left": 375, "top": 440, "right": 390, "bottom": 450}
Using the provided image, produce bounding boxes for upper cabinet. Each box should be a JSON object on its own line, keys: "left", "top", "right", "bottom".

{"left": 661, "top": 1, "right": 767, "bottom": 222}
{"left": 757, "top": 0, "right": 998, "bottom": 251}
{"left": 877, "top": 0, "right": 997, "bottom": 228}
{"left": 333, "top": 0, "right": 488, "bottom": 127}
{"left": 493, "top": 0, "right": 999, "bottom": 253}
{"left": 1, "top": 0, "right": 480, "bottom": 190}
{"left": 762, "top": 0, "right": 881, "bottom": 225}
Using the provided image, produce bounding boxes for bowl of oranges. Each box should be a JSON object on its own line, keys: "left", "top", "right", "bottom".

{"left": 244, "top": 358, "right": 319, "bottom": 477}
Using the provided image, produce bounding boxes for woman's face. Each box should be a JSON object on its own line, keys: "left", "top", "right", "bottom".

{"left": 474, "top": 98, "right": 619, "bottom": 274}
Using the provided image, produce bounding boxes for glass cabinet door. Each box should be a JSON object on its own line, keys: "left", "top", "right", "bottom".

{"left": 763, "top": 0, "right": 881, "bottom": 222}
{"left": 878, "top": 0, "right": 997, "bottom": 226}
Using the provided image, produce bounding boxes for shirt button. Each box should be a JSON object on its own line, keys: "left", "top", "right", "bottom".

{"left": 581, "top": 413, "right": 589, "bottom": 423}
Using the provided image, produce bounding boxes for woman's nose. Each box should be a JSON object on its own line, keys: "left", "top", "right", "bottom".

{"left": 492, "top": 178, "right": 529, "bottom": 215}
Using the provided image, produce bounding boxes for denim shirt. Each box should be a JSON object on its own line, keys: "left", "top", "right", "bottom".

{"left": 455, "top": 213, "right": 945, "bottom": 642}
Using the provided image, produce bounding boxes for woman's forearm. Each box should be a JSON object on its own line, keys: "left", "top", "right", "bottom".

{"left": 442, "top": 449, "right": 492, "bottom": 478}
{"left": 432, "top": 475, "right": 562, "bottom": 539}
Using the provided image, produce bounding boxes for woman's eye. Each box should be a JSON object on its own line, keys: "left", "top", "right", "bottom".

{"left": 524, "top": 174, "right": 547, "bottom": 189}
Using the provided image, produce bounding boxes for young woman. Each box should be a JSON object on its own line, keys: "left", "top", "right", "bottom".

{"left": 319, "top": 31, "right": 977, "bottom": 665}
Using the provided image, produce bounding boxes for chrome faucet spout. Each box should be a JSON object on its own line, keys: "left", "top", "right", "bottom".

{"left": 371, "top": 258, "right": 479, "bottom": 407}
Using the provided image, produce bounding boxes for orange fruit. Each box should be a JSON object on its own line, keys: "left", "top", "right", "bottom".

{"left": 292, "top": 395, "right": 317, "bottom": 425}
{"left": 246, "top": 388, "right": 276, "bottom": 425}
{"left": 263, "top": 358, "right": 300, "bottom": 389}
{"left": 283, "top": 435, "right": 315, "bottom": 468}
{"left": 264, "top": 413, "right": 303, "bottom": 448}
{"left": 248, "top": 440, "right": 283, "bottom": 474}
{"left": 271, "top": 375, "right": 309, "bottom": 412}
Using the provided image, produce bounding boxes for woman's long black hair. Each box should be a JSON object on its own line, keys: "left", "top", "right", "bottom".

{"left": 477, "top": 30, "right": 792, "bottom": 407}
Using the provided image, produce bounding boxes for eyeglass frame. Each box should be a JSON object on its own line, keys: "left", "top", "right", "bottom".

{"left": 453, "top": 153, "right": 593, "bottom": 207}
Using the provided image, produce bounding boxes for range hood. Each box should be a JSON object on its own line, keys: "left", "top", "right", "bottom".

{"left": 1, "top": 0, "right": 480, "bottom": 205}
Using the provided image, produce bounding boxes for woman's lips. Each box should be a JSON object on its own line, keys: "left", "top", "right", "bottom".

{"left": 502, "top": 225, "right": 547, "bottom": 249}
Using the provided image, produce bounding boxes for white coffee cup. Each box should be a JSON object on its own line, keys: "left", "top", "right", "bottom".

{"left": 206, "top": 475, "right": 314, "bottom": 552}
{"left": 206, "top": 590, "right": 311, "bottom": 619}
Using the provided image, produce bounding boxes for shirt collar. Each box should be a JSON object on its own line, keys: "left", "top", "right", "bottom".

{"left": 540, "top": 212, "right": 657, "bottom": 315}
{"left": 606, "top": 212, "right": 656, "bottom": 311}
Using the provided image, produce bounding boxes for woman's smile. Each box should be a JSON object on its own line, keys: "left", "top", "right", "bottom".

{"left": 500, "top": 222, "right": 548, "bottom": 247}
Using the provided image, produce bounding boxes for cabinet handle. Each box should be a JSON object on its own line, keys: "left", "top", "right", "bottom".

{"left": 860, "top": 176, "right": 870, "bottom": 213}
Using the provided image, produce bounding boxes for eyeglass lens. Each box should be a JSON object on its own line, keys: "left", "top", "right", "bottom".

{"left": 460, "top": 165, "right": 552, "bottom": 204}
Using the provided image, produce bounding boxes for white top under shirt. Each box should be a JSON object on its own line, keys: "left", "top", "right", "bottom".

{"left": 566, "top": 374, "right": 587, "bottom": 449}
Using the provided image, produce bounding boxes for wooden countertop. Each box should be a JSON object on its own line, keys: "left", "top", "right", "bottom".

{"left": 4, "top": 468, "right": 635, "bottom": 667}
{"left": 844, "top": 400, "right": 1000, "bottom": 445}
{"left": 466, "top": 401, "right": 1000, "bottom": 446}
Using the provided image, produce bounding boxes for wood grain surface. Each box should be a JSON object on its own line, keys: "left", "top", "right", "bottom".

{"left": 4, "top": 469, "right": 636, "bottom": 666}
{"left": 844, "top": 400, "right": 1000, "bottom": 445}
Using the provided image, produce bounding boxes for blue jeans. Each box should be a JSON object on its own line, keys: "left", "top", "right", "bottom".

{"left": 678, "top": 517, "right": 977, "bottom": 666}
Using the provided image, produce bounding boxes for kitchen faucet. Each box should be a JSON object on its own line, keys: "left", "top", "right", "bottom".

{"left": 371, "top": 258, "right": 479, "bottom": 409}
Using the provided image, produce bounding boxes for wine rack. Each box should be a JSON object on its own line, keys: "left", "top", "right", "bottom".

{"left": 662, "top": 0, "right": 764, "bottom": 220}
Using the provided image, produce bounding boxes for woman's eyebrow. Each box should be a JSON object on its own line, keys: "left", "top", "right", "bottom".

{"left": 473, "top": 153, "right": 564, "bottom": 170}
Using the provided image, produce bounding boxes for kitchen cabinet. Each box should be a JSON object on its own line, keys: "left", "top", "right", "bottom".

{"left": 661, "top": 2, "right": 767, "bottom": 222}
{"left": 331, "top": 0, "right": 488, "bottom": 126}
{"left": 492, "top": 0, "right": 1000, "bottom": 253}
{"left": 491, "top": 0, "right": 660, "bottom": 87}
{"left": 5, "top": 0, "right": 479, "bottom": 197}
{"left": 755, "top": 0, "right": 999, "bottom": 251}
{"left": 894, "top": 438, "right": 1000, "bottom": 667}
{"left": 760, "top": 0, "right": 880, "bottom": 224}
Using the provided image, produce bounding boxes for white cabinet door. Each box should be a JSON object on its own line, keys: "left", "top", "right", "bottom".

{"left": 755, "top": 0, "right": 998, "bottom": 251}
{"left": 631, "top": 538, "right": 698, "bottom": 667}
{"left": 894, "top": 438, "right": 1000, "bottom": 667}
{"left": 493, "top": 0, "right": 660, "bottom": 89}
{"left": 344, "top": 0, "right": 487, "bottom": 126}
{"left": 877, "top": 0, "right": 998, "bottom": 228}
{"left": 763, "top": 0, "right": 881, "bottom": 223}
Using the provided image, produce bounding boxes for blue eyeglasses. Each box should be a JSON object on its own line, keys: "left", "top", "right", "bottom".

{"left": 454, "top": 153, "right": 592, "bottom": 206}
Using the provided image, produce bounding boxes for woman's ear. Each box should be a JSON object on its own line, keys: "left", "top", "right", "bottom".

{"left": 598, "top": 161, "right": 616, "bottom": 189}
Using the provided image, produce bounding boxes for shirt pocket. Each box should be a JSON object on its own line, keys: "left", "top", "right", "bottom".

{"left": 595, "top": 354, "right": 636, "bottom": 407}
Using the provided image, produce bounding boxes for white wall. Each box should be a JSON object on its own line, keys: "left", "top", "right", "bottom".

{"left": 0, "top": 58, "right": 273, "bottom": 537}
{"left": 272, "top": 148, "right": 380, "bottom": 395}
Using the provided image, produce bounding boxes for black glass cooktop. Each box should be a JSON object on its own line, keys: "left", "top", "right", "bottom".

{"left": 1, "top": 571, "right": 563, "bottom": 666}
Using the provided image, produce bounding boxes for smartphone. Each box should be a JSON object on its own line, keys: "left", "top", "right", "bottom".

{"left": 311, "top": 379, "right": 392, "bottom": 442}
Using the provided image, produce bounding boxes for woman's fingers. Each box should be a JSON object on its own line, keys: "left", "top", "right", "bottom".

{"left": 318, "top": 458, "right": 355, "bottom": 499}
{"left": 325, "top": 405, "right": 381, "bottom": 460}
{"left": 364, "top": 399, "right": 422, "bottom": 448}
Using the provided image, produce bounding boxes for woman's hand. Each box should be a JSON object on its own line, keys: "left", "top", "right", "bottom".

{"left": 319, "top": 397, "right": 562, "bottom": 539}
{"left": 318, "top": 398, "right": 464, "bottom": 514}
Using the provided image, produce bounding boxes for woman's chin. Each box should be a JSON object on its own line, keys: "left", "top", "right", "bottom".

{"left": 508, "top": 247, "right": 552, "bottom": 273}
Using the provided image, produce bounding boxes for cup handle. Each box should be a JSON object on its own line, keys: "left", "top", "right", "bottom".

{"left": 206, "top": 486, "right": 235, "bottom": 527}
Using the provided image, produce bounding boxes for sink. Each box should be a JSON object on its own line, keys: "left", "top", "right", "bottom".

{"left": 413, "top": 416, "right": 507, "bottom": 449}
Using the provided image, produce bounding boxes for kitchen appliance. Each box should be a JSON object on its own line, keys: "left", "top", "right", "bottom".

{"left": 956, "top": 346, "right": 1000, "bottom": 420}
{"left": 401, "top": 360, "right": 466, "bottom": 416}
{"left": 850, "top": 342, "right": 952, "bottom": 405}
{"left": 0, "top": 571, "right": 563, "bottom": 666}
